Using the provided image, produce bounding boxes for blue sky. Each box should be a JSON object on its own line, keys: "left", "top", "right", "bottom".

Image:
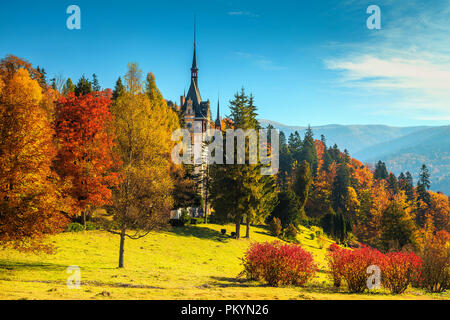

{"left": 1, "top": 0, "right": 449, "bottom": 126}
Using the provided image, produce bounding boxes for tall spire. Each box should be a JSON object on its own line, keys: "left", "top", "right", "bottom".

{"left": 191, "top": 15, "right": 198, "bottom": 86}
{"left": 215, "top": 93, "right": 222, "bottom": 128}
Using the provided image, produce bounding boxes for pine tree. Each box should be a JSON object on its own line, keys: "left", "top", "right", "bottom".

{"left": 374, "top": 160, "right": 388, "bottom": 180}
{"left": 209, "top": 88, "right": 276, "bottom": 239}
{"left": 292, "top": 160, "right": 312, "bottom": 225}
{"left": 113, "top": 77, "right": 125, "bottom": 100}
{"left": 300, "top": 125, "right": 318, "bottom": 176}
{"left": 387, "top": 173, "right": 399, "bottom": 196}
{"left": 92, "top": 73, "right": 101, "bottom": 91}
{"left": 417, "top": 164, "right": 431, "bottom": 205}
{"left": 75, "top": 75, "right": 92, "bottom": 96}
{"left": 332, "top": 164, "right": 350, "bottom": 213}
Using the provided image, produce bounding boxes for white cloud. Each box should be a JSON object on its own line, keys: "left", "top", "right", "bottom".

{"left": 227, "top": 11, "right": 259, "bottom": 18}
{"left": 324, "top": 1, "right": 450, "bottom": 120}
{"left": 233, "top": 52, "right": 285, "bottom": 71}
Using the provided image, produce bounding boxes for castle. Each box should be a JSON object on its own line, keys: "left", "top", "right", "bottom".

{"left": 179, "top": 28, "right": 222, "bottom": 133}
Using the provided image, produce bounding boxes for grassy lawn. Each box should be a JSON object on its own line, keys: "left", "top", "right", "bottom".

{"left": 0, "top": 223, "right": 448, "bottom": 300}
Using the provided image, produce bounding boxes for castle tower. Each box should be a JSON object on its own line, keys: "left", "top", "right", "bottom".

{"left": 180, "top": 18, "right": 212, "bottom": 134}
{"left": 215, "top": 98, "right": 222, "bottom": 130}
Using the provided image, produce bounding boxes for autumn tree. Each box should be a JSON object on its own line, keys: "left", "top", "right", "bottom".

{"left": 109, "top": 63, "right": 179, "bottom": 267}
{"left": 0, "top": 58, "right": 68, "bottom": 252}
{"left": 53, "top": 91, "right": 121, "bottom": 227}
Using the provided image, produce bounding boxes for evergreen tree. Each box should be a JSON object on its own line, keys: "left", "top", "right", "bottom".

{"left": 331, "top": 164, "right": 350, "bottom": 214}
{"left": 92, "top": 73, "right": 101, "bottom": 91}
{"left": 75, "top": 75, "right": 92, "bottom": 96}
{"left": 387, "top": 173, "right": 399, "bottom": 196}
{"left": 292, "top": 160, "right": 312, "bottom": 225}
{"left": 270, "top": 191, "right": 300, "bottom": 228}
{"left": 210, "top": 89, "right": 276, "bottom": 239}
{"left": 278, "top": 131, "right": 293, "bottom": 188}
{"left": 374, "top": 160, "right": 388, "bottom": 180}
{"left": 113, "top": 77, "right": 125, "bottom": 100}
{"left": 404, "top": 171, "right": 415, "bottom": 203}
{"left": 299, "top": 125, "right": 318, "bottom": 176}
{"left": 417, "top": 164, "right": 431, "bottom": 205}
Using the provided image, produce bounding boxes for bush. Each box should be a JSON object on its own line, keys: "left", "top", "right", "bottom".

{"left": 309, "top": 233, "right": 315, "bottom": 240}
{"left": 326, "top": 243, "right": 344, "bottom": 287}
{"left": 231, "top": 232, "right": 237, "bottom": 238}
{"left": 241, "top": 241, "right": 317, "bottom": 286}
{"left": 327, "top": 245, "right": 384, "bottom": 293}
{"left": 67, "top": 222, "right": 83, "bottom": 232}
{"left": 180, "top": 210, "right": 191, "bottom": 225}
{"left": 169, "top": 219, "right": 184, "bottom": 227}
{"left": 285, "top": 224, "right": 297, "bottom": 239}
{"left": 419, "top": 230, "right": 450, "bottom": 293}
{"left": 85, "top": 221, "right": 99, "bottom": 231}
{"left": 269, "top": 217, "right": 282, "bottom": 237}
{"left": 190, "top": 217, "right": 203, "bottom": 225}
{"left": 221, "top": 229, "right": 226, "bottom": 235}
{"left": 381, "top": 252, "right": 422, "bottom": 294}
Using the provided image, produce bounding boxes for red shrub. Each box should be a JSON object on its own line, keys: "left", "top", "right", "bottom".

{"left": 327, "top": 245, "right": 385, "bottom": 293}
{"left": 381, "top": 252, "right": 422, "bottom": 294}
{"left": 241, "top": 241, "right": 317, "bottom": 286}
{"left": 326, "top": 243, "right": 345, "bottom": 287}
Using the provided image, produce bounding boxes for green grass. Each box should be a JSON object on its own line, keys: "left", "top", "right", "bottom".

{"left": 0, "top": 223, "right": 448, "bottom": 300}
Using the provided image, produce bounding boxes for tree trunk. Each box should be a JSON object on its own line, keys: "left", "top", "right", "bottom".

{"left": 82, "top": 209, "right": 87, "bottom": 230}
{"left": 245, "top": 219, "right": 250, "bottom": 238}
{"left": 235, "top": 219, "right": 241, "bottom": 239}
{"left": 118, "top": 227, "right": 126, "bottom": 268}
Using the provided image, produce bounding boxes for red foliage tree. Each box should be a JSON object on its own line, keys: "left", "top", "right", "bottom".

{"left": 53, "top": 92, "right": 121, "bottom": 223}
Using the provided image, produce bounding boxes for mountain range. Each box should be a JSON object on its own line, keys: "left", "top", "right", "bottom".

{"left": 259, "top": 119, "right": 450, "bottom": 195}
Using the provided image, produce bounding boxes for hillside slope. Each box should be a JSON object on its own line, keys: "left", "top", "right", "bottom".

{"left": 0, "top": 224, "right": 446, "bottom": 300}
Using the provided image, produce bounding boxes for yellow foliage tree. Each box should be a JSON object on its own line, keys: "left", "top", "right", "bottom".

{"left": 108, "top": 63, "right": 179, "bottom": 268}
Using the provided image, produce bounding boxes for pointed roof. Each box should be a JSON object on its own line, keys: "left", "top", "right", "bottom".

{"left": 215, "top": 99, "right": 222, "bottom": 127}
{"left": 192, "top": 15, "right": 198, "bottom": 71}
{"left": 186, "top": 78, "right": 201, "bottom": 107}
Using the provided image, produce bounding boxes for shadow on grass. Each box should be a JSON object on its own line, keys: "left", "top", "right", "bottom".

{"left": 0, "top": 260, "right": 67, "bottom": 272}
{"left": 207, "top": 276, "right": 267, "bottom": 288}
{"left": 167, "top": 226, "right": 230, "bottom": 243}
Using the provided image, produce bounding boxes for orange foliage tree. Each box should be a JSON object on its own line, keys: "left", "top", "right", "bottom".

{"left": 0, "top": 62, "right": 68, "bottom": 252}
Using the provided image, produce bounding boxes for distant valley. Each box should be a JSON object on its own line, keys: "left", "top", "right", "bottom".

{"left": 260, "top": 119, "right": 450, "bottom": 194}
